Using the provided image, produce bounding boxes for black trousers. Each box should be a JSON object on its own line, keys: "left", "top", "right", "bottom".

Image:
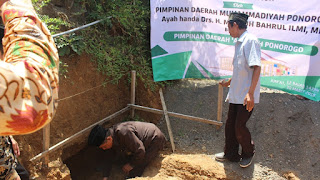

{"left": 7, "top": 138, "right": 29, "bottom": 180}
{"left": 0, "top": 162, "right": 29, "bottom": 180}
{"left": 224, "top": 103, "right": 255, "bottom": 160}
{"left": 16, "top": 162, "right": 29, "bottom": 180}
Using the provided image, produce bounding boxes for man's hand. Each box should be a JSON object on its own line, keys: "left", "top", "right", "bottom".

{"left": 244, "top": 65, "right": 260, "bottom": 112}
{"left": 219, "top": 78, "right": 231, "bottom": 87}
{"left": 243, "top": 93, "right": 254, "bottom": 112}
{"left": 122, "top": 163, "right": 133, "bottom": 175}
{"left": 9, "top": 136, "right": 20, "bottom": 157}
{"left": 102, "top": 177, "right": 108, "bottom": 180}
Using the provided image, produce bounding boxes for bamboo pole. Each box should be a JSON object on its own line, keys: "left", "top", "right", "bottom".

{"left": 52, "top": 18, "right": 111, "bottom": 38}
{"left": 30, "top": 106, "right": 130, "bottom": 162}
{"left": 217, "top": 84, "right": 224, "bottom": 129}
{"left": 159, "top": 88, "right": 175, "bottom": 152}
{"left": 42, "top": 124, "right": 50, "bottom": 164}
{"left": 129, "top": 104, "right": 223, "bottom": 126}
{"left": 130, "top": 71, "right": 136, "bottom": 119}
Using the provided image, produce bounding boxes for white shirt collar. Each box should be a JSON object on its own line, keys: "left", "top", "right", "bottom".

{"left": 237, "top": 30, "right": 248, "bottom": 42}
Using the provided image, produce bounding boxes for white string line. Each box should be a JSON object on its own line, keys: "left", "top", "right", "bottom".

{"left": 53, "top": 18, "right": 111, "bottom": 101}
{"left": 57, "top": 82, "right": 107, "bottom": 102}
{"left": 53, "top": 17, "right": 113, "bottom": 102}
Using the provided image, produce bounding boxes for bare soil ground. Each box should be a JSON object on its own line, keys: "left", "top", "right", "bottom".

{"left": 65, "top": 78, "right": 319, "bottom": 180}
{"left": 13, "top": 54, "right": 131, "bottom": 179}
{"left": 12, "top": 54, "right": 319, "bottom": 179}
{"left": 17, "top": 1, "right": 319, "bottom": 179}
{"left": 13, "top": 54, "right": 163, "bottom": 180}
{"left": 149, "top": 79, "right": 319, "bottom": 180}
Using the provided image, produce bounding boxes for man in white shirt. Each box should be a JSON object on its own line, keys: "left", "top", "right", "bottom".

{"left": 215, "top": 12, "right": 261, "bottom": 168}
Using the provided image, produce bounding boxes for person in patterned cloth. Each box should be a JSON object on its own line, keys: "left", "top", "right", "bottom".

{"left": 0, "top": 136, "right": 29, "bottom": 180}
{"left": 0, "top": 0, "right": 59, "bottom": 135}
{"left": 0, "top": 0, "right": 59, "bottom": 179}
{"left": 0, "top": 24, "right": 29, "bottom": 180}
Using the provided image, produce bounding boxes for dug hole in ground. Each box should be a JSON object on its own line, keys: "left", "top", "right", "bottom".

{"left": 12, "top": 53, "right": 319, "bottom": 180}
{"left": 65, "top": 78, "right": 319, "bottom": 180}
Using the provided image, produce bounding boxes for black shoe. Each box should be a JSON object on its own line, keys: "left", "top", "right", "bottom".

{"left": 239, "top": 154, "right": 255, "bottom": 168}
{"left": 215, "top": 152, "right": 240, "bottom": 162}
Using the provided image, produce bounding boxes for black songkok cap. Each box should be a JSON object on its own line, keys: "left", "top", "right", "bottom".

{"left": 228, "top": 12, "right": 249, "bottom": 24}
{"left": 88, "top": 125, "right": 106, "bottom": 147}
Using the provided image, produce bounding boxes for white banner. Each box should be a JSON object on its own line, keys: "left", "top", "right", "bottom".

{"left": 151, "top": 0, "right": 320, "bottom": 101}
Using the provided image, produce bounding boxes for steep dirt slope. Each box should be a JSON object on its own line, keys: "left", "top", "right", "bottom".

{"left": 13, "top": 54, "right": 161, "bottom": 179}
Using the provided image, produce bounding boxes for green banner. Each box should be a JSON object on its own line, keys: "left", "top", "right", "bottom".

{"left": 164, "top": 31, "right": 235, "bottom": 45}
{"left": 151, "top": 0, "right": 320, "bottom": 101}
{"left": 259, "top": 38, "right": 318, "bottom": 56}
{"left": 152, "top": 51, "right": 192, "bottom": 81}
{"left": 163, "top": 31, "right": 318, "bottom": 56}
{"left": 261, "top": 76, "right": 320, "bottom": 101}
{"left": 151, "top": 46, "right": 320, "bottom": 101}
{"left": 223, "top": 2, "right": 253, "bottom": 9}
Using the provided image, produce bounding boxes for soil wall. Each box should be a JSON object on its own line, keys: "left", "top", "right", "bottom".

{"left": 13, "top": 54, "right": 161, "bottom": 179}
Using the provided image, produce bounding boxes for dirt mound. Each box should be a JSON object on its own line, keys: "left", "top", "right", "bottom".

{"left": 65, "top": 145, "right": 237, "bottom": 180}
{"left": 155, "top": 79, "right": 319, "bottom": 180}
{"left": 137, "top": 153, "right": 229, "bottom": 180}
{"left": 283, "top": 172, "right": 300, "bottom": 180}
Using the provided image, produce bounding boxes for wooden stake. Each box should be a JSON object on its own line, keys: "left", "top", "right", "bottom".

{"left": 217, "top": 84, "right": 223, "bottom": 129}
{"left": 43, "top": 123, "right": 50, "bottom": 165}
{"left": 130, "top": 70, "right": 136, "bottom": 119}
{"left": 159, "top": 88, "right": 175, "bottom": 152}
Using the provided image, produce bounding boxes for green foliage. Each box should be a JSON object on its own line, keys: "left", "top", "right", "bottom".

{"left": 59, "top": 61, "right": 69, "bottom": 79}
{"left": 38, "top": 15, "right": 70, "bottom": 34}
{"left": 75, "top": 0, "right": 161, "bottom": 88}
{"left": 32, "top": 0, "right": 51, "bottom": 11}
{"left": 55, "top": 33, "right": 85, "bottom": 56}
{"left": 34, "top": 0, "right": 163, "bottom": 89}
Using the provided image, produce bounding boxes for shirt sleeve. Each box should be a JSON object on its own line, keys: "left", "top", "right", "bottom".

{"left": 244, "top": 37, "right": 261, "bottom": 67}
{"left": 118, "top": 129, "right": 146, "bottom": 167}
{"left": 0, "top": 0, "right": 59, "bottom": 135}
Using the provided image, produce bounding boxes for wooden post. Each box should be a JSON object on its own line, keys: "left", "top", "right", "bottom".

{"left": 159, "top": 88, "right": 175, "bottom": 152}
{"left": 217, "top": 84, "right": 223, "bottom": 129}
{"left": 43, "top": 123, "right": 50, "bottom": 164}
{"left": 130, "top": 70, "right": 136, "bottom": 119}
